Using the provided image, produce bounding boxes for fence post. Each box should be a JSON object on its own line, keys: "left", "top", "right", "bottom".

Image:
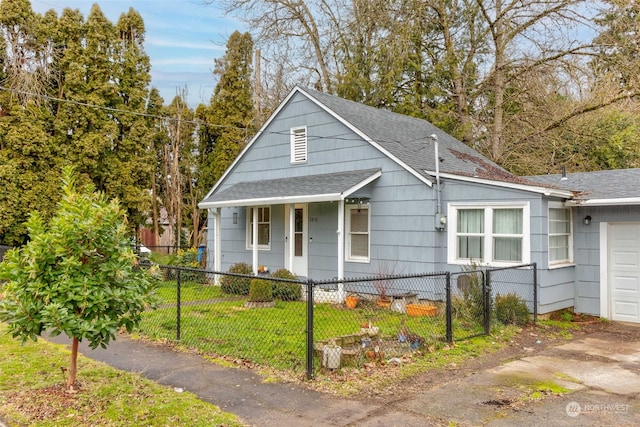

{"left": 533, "top": 262, "right": 538, "bottom": 323}
{"left": 306, "top": 279, "right": 315, "bottom": 380}
{"left": 445, "top": 272, "right": 452, "bottom": 343}
{"left": 483, "top": 270, "right": 491, "bottom": 335}
{"left": 176, "top": 267, "right": 181, "bottom": 341}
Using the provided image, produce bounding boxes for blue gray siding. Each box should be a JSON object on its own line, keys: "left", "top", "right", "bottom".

{"left": 205, "top": 92, "right": 440, "bottom": 280}
{"left": 204, "top": 91, "right": 638, "bottom": 318}
{"left": 437, "top": 180, "right": 576, "bottom": 315}
{"left": 572, "top": 205, "right": 640, "bottom": 315}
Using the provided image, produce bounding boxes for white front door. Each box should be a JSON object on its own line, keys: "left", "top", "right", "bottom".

{"left": 285, "top": 204, "right": 308, "bottom": 277}
{"left": 608, "top": 223, "right": 640, "bottom": 323}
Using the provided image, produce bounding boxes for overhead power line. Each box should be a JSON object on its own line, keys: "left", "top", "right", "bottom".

{"left": 0, "top": 85, "right": 230, "bottom": 129}
{"left": 0, "top": 85, "right": 430, "bottom": 146}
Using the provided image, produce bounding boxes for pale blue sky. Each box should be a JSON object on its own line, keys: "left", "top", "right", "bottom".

{"left": 31, "top": 0, "right": 244, "bottom": 107}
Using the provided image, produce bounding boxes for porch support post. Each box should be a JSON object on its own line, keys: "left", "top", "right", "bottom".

{"left": 288, "top": 204, "right": 295, "bottom": 272}
{"left": 252, "top": 207, "right": 259, "bottom": 274}
{"left": 214, "top": 208, "right": 222, "bottom": 273}
{"left": 337, "top": 199, "right": 345, "bottom": 299}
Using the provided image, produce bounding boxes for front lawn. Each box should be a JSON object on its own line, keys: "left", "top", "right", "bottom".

{"left": 139, "top": 284, "right": 483, "bottom": 372}
{"left": 0, "top": 324, "right": 244, "bottom": 427}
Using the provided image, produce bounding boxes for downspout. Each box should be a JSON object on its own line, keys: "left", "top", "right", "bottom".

{"left": 431, "top": 134, "right": 446, "bottom": 230}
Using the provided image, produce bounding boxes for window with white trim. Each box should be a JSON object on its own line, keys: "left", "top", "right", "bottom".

{"left": 246, "top": 207, "right": 271, "bottom": 250}
{"left": 548, "top": 203, "right": 572, "bottom": 265}
{"left": 346, "top": 205, "right": 369, "bottom": 262}
{"left": 448, "top": 203, "right": 530, "bottom": 266}
{"left": 290, "top": 126, "right": 307, "bottom": 164}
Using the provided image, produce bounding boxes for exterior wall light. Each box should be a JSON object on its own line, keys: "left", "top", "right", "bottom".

{"left": 583, "top": 215, "right": 591, "bottom": 225}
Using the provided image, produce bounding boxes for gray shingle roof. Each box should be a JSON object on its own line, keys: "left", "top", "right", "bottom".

{"left": 526, "top": 169, "right": 640, "bottom": 202}
{"left": 303, "top": 87, "right": 524, "bottom": 183}
{"left": 200, "top": 169, "right": 381, "bottom": 207}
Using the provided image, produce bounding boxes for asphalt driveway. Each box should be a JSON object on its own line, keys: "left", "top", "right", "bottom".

{"left": 45, "top": 321, "right": 640, "bottom": 426}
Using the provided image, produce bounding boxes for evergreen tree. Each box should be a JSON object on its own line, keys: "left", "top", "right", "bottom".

{"left": 0, "top": 0, "right": 61, "bottom": 245}
{"left": 200, "top": 31, "right": 255, "bottom": 190}
{"left": 0, "top": 102, "right": 60, "bottom": 245}
{"left": 0, "top": 3, "right": 155, "bottom": 244}
{"left": 105, "top": 8, "right": 154, "bottom": 230}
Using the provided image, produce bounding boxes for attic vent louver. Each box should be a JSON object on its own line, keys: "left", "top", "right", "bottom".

{"left": 291, "top": 126, "right": 307, "bottom": 164}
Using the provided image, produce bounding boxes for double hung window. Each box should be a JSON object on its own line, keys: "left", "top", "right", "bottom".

{"left": 449, "top": 203, "right": 529, "bottom": 266}
{"left": 246, "top": 206, "right": 271, "bottom": 250}
{"left": 549, "top": 203, "right": 572, "bottom": 265}
{"left": 346, "top": 205, "right": 369, "bottom": 262}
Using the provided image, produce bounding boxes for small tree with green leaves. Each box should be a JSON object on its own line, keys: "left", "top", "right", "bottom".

{"left": 0, "top": 167, "right": 159, "bottom": 389}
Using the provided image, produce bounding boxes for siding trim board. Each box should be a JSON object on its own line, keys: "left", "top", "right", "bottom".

{"left": 600, "top": 221, "right": 609, "bottom": 319}
{"left": 437, "top": 172, "right": 574, "bottom": 199}
{"left": 567, "top": 197, "right": 640, "bottom": 207}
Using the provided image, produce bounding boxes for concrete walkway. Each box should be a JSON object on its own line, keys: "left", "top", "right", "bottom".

{"left": 46, "top": 322, "right": 640, "bottom": 426}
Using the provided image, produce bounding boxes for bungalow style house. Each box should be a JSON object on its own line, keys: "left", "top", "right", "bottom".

{"left": 199, "top": 86, "right": 640, "bottom": 323}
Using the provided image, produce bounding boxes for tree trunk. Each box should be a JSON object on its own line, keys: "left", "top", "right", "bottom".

{"left": 151, "top": 170, "right": 159, "bottom": 245}
{"left": 487, "top": 0, "right": 506, "bottom": 162}
{"left": 436, "top": 0, "right": 472, "bottom": 143}
{"left": 67, "top": 337, "right": 79, "bottom": 389}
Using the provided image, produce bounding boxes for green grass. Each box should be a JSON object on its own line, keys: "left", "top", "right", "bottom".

{"left": 156, "top": 280, "right": 226, "bottom": 304}
{"left": 139, "top": 293, "right": 474, "bottom": 372}
{"left": 537, "top": 319, "right": 582, "bottom": 339}
{"left": 0, "top": 324, "right": 245, "bottom": 427}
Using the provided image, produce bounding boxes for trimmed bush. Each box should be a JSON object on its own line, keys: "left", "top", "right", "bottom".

{"left": 220, "top": 262, "right": 253, "bottom": 295}
{"left": 249, "top": 279, "right": 274, "bottom": 302}
{"left": 495, "top": 293, "right": 530, "bottom": 326}
{"left": 270, "top": 269, "right": 302, "bottom": 301}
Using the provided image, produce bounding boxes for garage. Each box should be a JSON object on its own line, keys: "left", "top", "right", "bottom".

{"left": 608, "top": 223, "right": 640, "bottom": 323}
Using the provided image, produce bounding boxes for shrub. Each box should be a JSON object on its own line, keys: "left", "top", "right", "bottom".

{"left": 249, "top": 279, "right": 273, "bottom": 302}
{"left": 220, "top": 262, "right": 252, "bottom": 295}
{"left": 270, "top": 269, "right": 302, "bottom": 301}
{"left": 495, "top": 293, "right": 530, "bottom": 326}
{"left": 451, "top": 271, "right": 487, "bottom": 324}
{"left": 156, "top": 248, "right": 205, "bottom": 282}
{"left": 173, "top": 248, "right": 205, "bottom": 282}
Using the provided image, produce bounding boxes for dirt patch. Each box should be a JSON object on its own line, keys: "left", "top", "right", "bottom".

{"left": 5, "top": 383, "right": 82, "bottom": 421}
{"left": 360, "top": 319, "right": 613, "bottom": 401}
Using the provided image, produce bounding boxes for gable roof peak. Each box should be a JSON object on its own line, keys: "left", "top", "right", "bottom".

{"left": 295, "top": 86, "right": 520, "bottom": 183}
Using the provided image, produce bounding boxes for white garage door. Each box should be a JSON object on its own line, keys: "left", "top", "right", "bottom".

{"left": 609, "top": 223, "right": 640, "bottom": 323}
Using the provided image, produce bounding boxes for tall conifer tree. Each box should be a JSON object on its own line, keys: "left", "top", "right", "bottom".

{"left": 200, "top": 31, "right": 255, "bottom": 191}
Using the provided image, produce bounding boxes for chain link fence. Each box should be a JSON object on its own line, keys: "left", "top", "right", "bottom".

{"left": 309, "top": 272, "right": 449, "bottom": 373}
{"left": 138, "top": 263, "right": 537, "bottom": 379}
{"left": 140, "top": 266, "right": 309, "bottom": 371}
{"left": 449, "top": 264, "right": 537, "bottom": 341}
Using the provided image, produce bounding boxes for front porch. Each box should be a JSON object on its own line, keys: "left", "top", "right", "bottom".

{"left": 200, "top": 169, "right": 382, "bottom": 292}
